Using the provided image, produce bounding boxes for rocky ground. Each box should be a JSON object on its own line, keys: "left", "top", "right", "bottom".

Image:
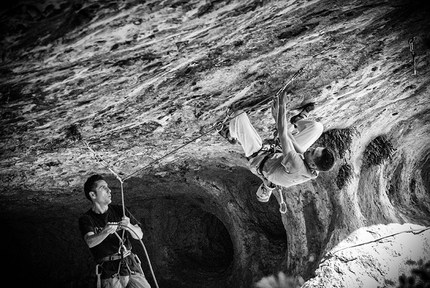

{"left": 0, "top": 0, "right": 430, "bottom": 287}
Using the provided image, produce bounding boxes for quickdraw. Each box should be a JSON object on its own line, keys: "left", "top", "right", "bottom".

{"left": 96, "top": 264, "right": 102, "bottom": 288}
{"left": 278, "top": 187, "right": 287, "bottom": 214}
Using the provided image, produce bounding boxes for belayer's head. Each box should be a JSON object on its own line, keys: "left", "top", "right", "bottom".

{"left": 304, "top": 147, "right": 335, "bottom": 172}
{"left": 84, "top": 174, "right": 110, "bottom": 202}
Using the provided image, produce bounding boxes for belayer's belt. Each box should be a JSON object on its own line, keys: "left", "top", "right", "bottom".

{"left": 96, "top": 252, "right": 131, "bottom": 263}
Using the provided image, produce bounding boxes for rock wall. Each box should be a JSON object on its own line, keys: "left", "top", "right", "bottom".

{"left": 304, "top": 224, "right": 430, "bottom": 288}
{"left": 1, "top": 0, "right": 430, "bottom": 287}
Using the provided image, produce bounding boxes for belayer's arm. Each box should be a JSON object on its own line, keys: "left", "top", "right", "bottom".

{"left": 84, "top": 224, "right": 118, "bottom": 248}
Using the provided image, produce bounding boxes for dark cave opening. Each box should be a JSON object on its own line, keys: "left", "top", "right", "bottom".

{"left": 421, "top": 157, "right": 430, "bottom": 196}
{"left": 134, "top": 196, "right": 235, "bottom": 288}
{"left": 416, "top": 155, "right": 430, "bottom": 216}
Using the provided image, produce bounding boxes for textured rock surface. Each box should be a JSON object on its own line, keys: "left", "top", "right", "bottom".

{"left": 304, "top": 223, "right": 430, "bottom": 288}
{"left": 1, "top": 0, "right": 430, "bottom": 287}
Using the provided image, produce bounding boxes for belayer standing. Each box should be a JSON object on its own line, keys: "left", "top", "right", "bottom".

{"left": 219, "top": 91, "right": 335, "bottom": 202}
{"left": 79, "top": 174, "right": 151, "bottom": 288}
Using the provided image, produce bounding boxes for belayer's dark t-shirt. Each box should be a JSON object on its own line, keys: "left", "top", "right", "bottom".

{"left": 79, "top": 204, "right": 136, "bottom": 261}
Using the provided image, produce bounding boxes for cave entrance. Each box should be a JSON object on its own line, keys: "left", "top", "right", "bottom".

{"left": 136, "top": 196, "right": 235, "bottom": 288}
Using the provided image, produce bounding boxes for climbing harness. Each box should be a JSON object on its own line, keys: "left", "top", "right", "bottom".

{"left": 409, "top": 37, "right": 417, "bottom": 75}
{"left": 93, "top": 222, "right": 158, "bottom": 288}
{"left": 248, "top": 145, "right": 288, "bottom": 214}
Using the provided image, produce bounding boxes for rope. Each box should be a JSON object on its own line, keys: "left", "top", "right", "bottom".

{"left": 119, "top": 181, "right": 126, "bottom": 217}
{"left": 120, "top": 225, "right": 160, "bottom": 288}
{"left": 122, "top": 127, "right": 217, "bottom": 181}
{"left": 83, "top": 140, "right": 124, "bottom": 183}
{"left": 323, "top": 226, "right": 430, "bottom": 261}
{"left": 82, "top": 140, "right": 128, "bottom": 217}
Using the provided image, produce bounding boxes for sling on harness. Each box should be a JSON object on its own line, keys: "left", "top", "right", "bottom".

{"left": 247, "top": 140, "right": 282, "bottom": 180}
{"left": 95, "top": 230, "right": 137, "bottom": 288}
{"left": 95, "top": 253, "right": 141, "bottom": 288}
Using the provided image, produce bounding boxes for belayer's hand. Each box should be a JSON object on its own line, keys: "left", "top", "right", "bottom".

{"left": 104, "top": 223, "right": 118, "bottom": 234}
{"left": 119, "top": 216, "right": 131, "bottom": 229}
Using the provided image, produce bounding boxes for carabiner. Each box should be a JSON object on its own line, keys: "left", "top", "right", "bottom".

{"left": 96, "top": 264, "right": 102, "bottom": 276}
{"left": 278, "top": 188, "right": 287, "bottom": 214}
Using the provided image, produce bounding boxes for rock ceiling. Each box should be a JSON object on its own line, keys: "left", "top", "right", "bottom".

{"left": 1, "top": 0, "right": 428, "bottom": 191}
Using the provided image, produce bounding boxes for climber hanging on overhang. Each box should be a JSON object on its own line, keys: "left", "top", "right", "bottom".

{"left": 218, "top": 90, "right": 335, "bottom": 204}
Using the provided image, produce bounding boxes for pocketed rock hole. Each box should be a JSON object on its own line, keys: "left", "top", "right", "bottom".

{"left": 135, "top": 196, "right": 234, "bottom": 288}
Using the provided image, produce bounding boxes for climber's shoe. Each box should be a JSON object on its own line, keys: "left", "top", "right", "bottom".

{"left": 290, "top": 102, "right": 316, "bottom": 127}
{"left": 218, "top": 123, "right": 238, "bottom": 144}
{"left": 256, "top": 182, "right": 276, "bottom": 202}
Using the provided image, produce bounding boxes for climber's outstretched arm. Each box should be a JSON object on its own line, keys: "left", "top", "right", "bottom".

{"left": 277, "top": 94, "right": 298, "bottom": 156}
{"left": 276, "top": 93, "right": 306, "bottom": 154}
